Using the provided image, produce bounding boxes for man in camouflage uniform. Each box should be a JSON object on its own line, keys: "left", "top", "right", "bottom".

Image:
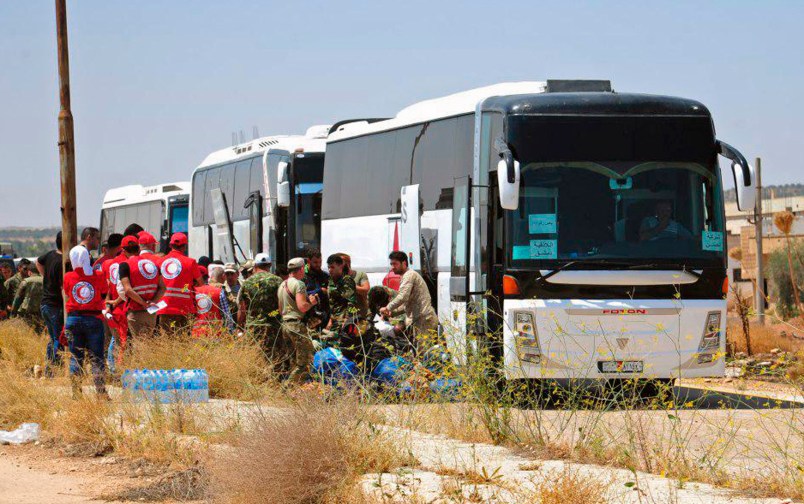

{"left": 237, "top": 254, "right": 283, "bottom": 362}
{"left": 12, "top": 271, "right": 44, "bottom": 332}
{"left": 4, "top": 259, "right": 31, "bottom": 311}
{"left": 279, "top": 257, "right": 320, "bottom": 384}
{"left": 326, "top": 254, "right": 358, "bottom": 330}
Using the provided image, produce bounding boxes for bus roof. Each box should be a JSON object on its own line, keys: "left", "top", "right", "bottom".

{"left": 102, "top": 182, "right": 190, "bottom": 209}
{"left": 328, "top": 81, "right": 548, "bottom": 141}
{"left": 196, "top": 125, "right": 331, "bottom": 170}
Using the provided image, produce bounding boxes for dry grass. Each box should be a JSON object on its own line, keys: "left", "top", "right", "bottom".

{"left": 531, "top": 467, "right": 608, "bottom": 504}
{"left": 211, "top": 395, "right": 410, "bottom": 504}
{"left": 0, "top": 319, "right": 48, "bottom": 372}
{"left": 109, "top": 466, "right": 208, "bottom": 502}
{"left": 727, "top": 319, "right": 803, "bottom": 354}
{"left": 788, "top": 351, "right": 804, "bottom": 381}
{"left": 0, "top": 361, "right": 61, "bottom": 429}
{"left": 122, "top": 330, "right": 275, "bottom": 400}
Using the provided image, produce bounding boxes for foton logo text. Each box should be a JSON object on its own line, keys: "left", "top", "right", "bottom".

{"left": 602, "top": 309, "right": 647, "bottom": 315}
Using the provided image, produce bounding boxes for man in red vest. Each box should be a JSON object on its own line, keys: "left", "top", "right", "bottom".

{"left": 101, "top": 235, "right": 136, "bottom": 358}
{"left": 157, "top": 233, "right": 202, "bottom": 332}
{"left": 118, "top": 238, "right": 165, "bottom": 339}
{"left": 192, "top": 266, "right": 226, "bottom": 338}
{"left": 64, "top": 245, "right": 109, "bottom": 399}
{"left": 137, "top": 231, "right": 160, "bottom": 259}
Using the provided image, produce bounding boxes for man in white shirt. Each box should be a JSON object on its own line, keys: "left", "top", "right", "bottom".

{"left": 639, "top": 201, "right": 692, "bottom": 242}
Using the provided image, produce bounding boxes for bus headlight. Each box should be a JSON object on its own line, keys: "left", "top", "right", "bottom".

{"left": 514, "top": 310, "right": 540, "bottom": 363}
{"left": 698, "top": 311, "right": 722, "bottom": 352}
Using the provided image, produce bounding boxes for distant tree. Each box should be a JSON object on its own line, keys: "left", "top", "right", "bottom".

{"left": 774, "top": 211, "right": 802, "bottom": 314}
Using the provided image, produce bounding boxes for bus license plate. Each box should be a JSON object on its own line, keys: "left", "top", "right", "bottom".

{"left": 598, "top": 360, "right": 644, "bottom": 373}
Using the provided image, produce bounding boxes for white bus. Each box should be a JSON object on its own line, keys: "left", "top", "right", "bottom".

{"left": 322, "top": 80, "right": 756, "bottom": 382}
{"left": 189, "top": 125, "right": 333, "bottom": 264}
{"left": 100, "top": 182, "right": 190, "bottom": 252}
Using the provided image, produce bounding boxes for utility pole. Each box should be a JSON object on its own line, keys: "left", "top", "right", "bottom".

{"left": 55, "top": 0, "right": 78, "bottom": 273}
{"left": 754, "top": 157, "right": 764, "bottom": 324}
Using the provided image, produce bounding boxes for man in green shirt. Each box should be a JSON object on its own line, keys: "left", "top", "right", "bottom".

{"left": 12, "top": 272, "right": 44, "bottom": 332}
{"left": 278, "top": 257, "right": 319, "bottom": 384}
{"left": 4, "top": 259, "right": 30, "bottom": 311}
{"left": 327, "top": 254, "right": 358, "bottom": 329}
{"left": 339, "top": 253, "right": 370, "bottom": 319}
{"left": 237, "top": 253, "right": 283, "bottom": 361}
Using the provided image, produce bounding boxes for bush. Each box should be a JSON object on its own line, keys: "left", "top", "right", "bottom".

{"left": 211, "top": 394, "right": 408, "bottom": 504}
{"left": 767, "top": 238, "right": 804, "bottom": 319}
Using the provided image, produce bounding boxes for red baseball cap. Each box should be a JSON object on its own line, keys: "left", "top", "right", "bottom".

{"left": 198, "top": 265, "right": 208, "bottom": 277}
{"left": 138, "top": 231, "right": 157, "bottom": 245}
{"left": 121, "top": 236, "right": 139, "bottom": 248}
{"left": 170, "top": 233, "right": 188, "bottom": 246}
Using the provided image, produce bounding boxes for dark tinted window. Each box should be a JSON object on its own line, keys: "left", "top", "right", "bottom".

{"left": 323, "top": 114, "right": 474, "bottom": 219}
{"left": 202, "top": 167, "right": 220, "bottom": 225}
{"left": 219, "top": 166, "right": 235, "bottom": 217}
{"left": 250, "top": 155, "right": 264, "bottom": 195}
{"left": 412, "top": 115, "right": 474, "bottom": 210}
{"left": 191, "top": 170, "right": 206, "bottom": 226}
{"left": 233, "top": 159, "right": 253, "bottom": 220}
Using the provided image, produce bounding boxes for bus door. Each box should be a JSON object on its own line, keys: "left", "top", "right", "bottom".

{"left": 447, "top": 176, "right": 471, "bottom": 365}
{"left": 167, "top": 195, "right": 189, "bottom": 238}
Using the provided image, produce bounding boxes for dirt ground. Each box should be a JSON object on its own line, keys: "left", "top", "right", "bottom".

{"left": 0, "top": 442, "right": 197, "bottom": 504}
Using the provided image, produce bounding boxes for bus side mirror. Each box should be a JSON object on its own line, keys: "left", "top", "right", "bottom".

{"left": 732, "top": 162, "right": 756, "bottom": 212}
{"left": 497, "top": 153, "right": 519, "bottom": 210}
{"left": 276, "top": 161, "right": 290, "bottom": 208}
{"left": 717, "top": 140, "right": 755, "bottom": 212}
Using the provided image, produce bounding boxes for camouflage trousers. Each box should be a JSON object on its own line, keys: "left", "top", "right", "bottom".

{"left": 281, "top": 319, "right": 314, "bottom": 384}
{"left": 249, "top": 322, "right": 286, "bottom": 376}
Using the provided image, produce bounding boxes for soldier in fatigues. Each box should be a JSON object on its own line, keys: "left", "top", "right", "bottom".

{"left": 278, "top": 257, "right": 320, "bottom": 384}
{"left": 237, "top": 254, "right": 283, "bottom": 364}
{"left": 326, "top": 254, "right": 358, "bottom": 330}
{"left": 11, "top": 272, "right": 44, "bottom": 332}
{"left": 4, "top": 259, "right": 31, "bottom": 311}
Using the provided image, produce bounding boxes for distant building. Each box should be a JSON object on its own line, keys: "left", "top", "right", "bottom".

{"left": 726, "top": 195, "right": 803, "bottom": 307}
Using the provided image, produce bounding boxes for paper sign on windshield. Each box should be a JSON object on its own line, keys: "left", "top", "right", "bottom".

{"left": 702, "top": 231, "right": 723, "bottom": 252}
{"left": 529, "top": 214, "right": 557, "bottom": 234}
{"left": 530, "top": 239, "right": 558, "bottom": 259}
{"left": 512, "top": 245, "right": 530, "bottom": 260}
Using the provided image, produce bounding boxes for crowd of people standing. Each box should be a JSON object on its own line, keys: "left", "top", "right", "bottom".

{"left": 1, "top": 224, "right": 439, "bottom": 398}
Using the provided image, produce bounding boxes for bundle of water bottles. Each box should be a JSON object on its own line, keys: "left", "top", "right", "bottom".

{"left": 121, "top": 369, "right": 210, "bottom": 403}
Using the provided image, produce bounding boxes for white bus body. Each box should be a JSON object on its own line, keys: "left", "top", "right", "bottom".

{"left": 322, "top": 80, "right": 756, "bottom": 382}
{"left": 188, "top": 126, "right": 330, "bottom": 264}
{"left": 100, "top": 182, "right": 190, "bottom": 252}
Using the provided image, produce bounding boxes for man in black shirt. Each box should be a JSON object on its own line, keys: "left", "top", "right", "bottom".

{"left": 36, "top": 232, "right": 69, "bottom": 371}
{"left": 303, "top": 248, "right": 329, "bottom": 315}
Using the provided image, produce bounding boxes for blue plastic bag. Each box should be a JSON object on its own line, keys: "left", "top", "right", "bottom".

{"left": 313, "top": 348, "right": 358, "bottom": 384}
{"left": 371, "top": 356, "right": 410, "bottom": 385}
{"left": 429, "top": 378, "right": 463, "bottom": 399}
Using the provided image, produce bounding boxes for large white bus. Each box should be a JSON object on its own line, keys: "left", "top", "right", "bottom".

{"left": 189, "top": 125, "right": 334, "bottom": 264}
{"left": 100, "top": 182, "right": 190, "bottom": 252}
{"left": 322, "top": 80, "right": 756, "bottom": 382}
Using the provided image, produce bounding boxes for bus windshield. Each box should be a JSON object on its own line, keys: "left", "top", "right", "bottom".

{"left": 293, "top": 154, "right": 324, "bottom": 253}
{"left": 504, "top": 115, "right": 725, "bottom": 268}
{"left": 506, "top": 162, "right": 725, "bottom": 267}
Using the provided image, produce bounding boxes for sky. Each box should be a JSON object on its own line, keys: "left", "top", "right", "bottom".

{"left": 0, "top": 1, "right": 802, "bottom": 227}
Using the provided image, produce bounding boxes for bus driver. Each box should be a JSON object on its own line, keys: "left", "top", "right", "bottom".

{"left": 639, "top": 200, "right": 692, "bottom": 242}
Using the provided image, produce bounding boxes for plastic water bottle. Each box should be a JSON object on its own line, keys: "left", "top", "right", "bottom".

{"left": 169, "top": 369, "right": 183, "bottom": 403}
{"left": 157, "top": 370, "right": 170, "bottom": 403}
{"left": 144, "top": 369, "right": 158, "bottom": 402}
{"left": 198, "top": 369, "right": 209, "bottom": 402}
{"left": 181, "top": 369, "right": 195, "bottom": 402}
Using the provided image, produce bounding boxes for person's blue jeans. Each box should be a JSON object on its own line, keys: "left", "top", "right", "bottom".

{"left": 40, "top": 304, "right": 64, "bottom": 367}
{"left": 65, "top": 315, "right": 105, "bottom": 381}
